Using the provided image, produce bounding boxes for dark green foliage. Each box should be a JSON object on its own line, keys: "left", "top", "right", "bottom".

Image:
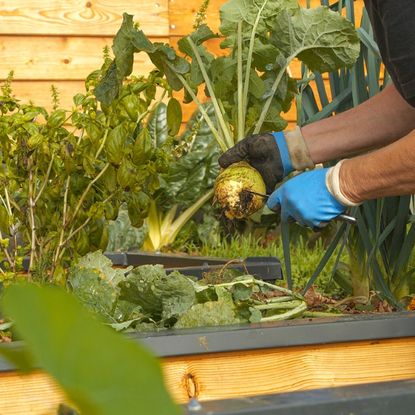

{"left": 0, "top": 65, "right": 172, "bottom": 283}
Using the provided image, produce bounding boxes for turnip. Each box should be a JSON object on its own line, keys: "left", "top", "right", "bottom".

{"left": 214, "top": 161, "right": 266, "bottom": 219}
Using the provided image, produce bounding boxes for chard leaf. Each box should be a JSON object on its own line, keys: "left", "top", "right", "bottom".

{"left": 271, "top": 7, "right": 360, "bottom": 72}
{"left": 156, "top": 106, "right": 219, "bottom": 209}
{"left": 148, "top": 103, "right": 168, "bottom": 146}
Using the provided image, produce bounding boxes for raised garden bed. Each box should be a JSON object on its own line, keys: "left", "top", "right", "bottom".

{"left": 1, "top": 312, "right": 414, "bottom": 414}
{"left": 186, "top": 378, "right": 415, "bottom": 415}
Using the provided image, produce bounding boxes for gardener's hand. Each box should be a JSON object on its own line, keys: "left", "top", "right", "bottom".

{"left": 267, "top": 168, "right": 347, "bottom": 228}
{"left": 218, "top": 128, "right": 314, "bottom": 193}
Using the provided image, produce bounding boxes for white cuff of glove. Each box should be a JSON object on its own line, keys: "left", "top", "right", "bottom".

{"left": 326, "top": 160, "right": 362, "bottom": 207}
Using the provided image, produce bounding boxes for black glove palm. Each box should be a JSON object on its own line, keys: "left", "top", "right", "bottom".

{"left": 218, "top": 133, "right": 284, "bottom": 194}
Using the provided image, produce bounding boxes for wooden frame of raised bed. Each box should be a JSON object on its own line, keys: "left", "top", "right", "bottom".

{"left": 1, "top": 312, "right": 415, "bottom": 414}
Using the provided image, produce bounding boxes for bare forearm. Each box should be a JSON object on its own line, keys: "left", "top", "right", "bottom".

{"left": 301, "top": 84, "right": 415, "bottom": 164}
{"left": 340, "top": 128, "right": 415, "bottom": 202}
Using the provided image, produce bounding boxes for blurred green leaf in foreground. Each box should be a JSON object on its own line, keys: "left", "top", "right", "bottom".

{"left": 0, "top": 283, "right": 180, "bottom": 415}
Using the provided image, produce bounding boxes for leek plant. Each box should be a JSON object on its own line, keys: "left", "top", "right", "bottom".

{"left": 300, "top": 0, "right": 415, "bottom": 305}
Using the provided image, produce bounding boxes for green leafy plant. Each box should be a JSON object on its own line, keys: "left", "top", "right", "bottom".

{"left": 0, "top": 283, "right": 180, "bottom": 415}
{"left": 143, "top": 105, "right": 220, "bottom": 250}
{"left": 97, "top": 1, "right": 359, "bottom": 153}
{"left": 0, "top": 63, "right": 171, "bottom": 282}
{"left": 94, "top": 0, "right": 360, "bottom": 250}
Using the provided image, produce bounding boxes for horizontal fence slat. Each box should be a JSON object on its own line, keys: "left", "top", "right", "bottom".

{"left": 0, "top": 0, "right": 168, "bottom": 36}
{"left": 169, "top": 0, "right": 365, "bottom": 36}
{"left": 0, "top": 36, "right": 165, "bottom": 80}
{"left": 7, "top": 80, "right": 86, "bottom": 110}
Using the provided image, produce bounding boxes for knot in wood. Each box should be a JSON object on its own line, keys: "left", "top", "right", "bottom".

{"left": 184, "top": 372, "right": 199, "bottom": 399}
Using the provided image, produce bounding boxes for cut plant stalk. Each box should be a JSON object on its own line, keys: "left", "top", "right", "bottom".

{"left": 143, "top": 189, "right": 214, "bottom": 251}
{"left": 187, "top": 38, "right": 234, "bottom": 148}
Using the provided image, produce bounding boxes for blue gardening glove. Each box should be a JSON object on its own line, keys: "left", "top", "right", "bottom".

{"left": 267, "top": 168, "right": 347, "bottom": 228}
{"left": 218, "top": 132, "right": 294, "bottom": 193}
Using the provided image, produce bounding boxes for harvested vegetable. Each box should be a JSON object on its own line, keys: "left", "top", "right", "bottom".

{"left": 214, "top": 161, "right": 266, "bottom": 219}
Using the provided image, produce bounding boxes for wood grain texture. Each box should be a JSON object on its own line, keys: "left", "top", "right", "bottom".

{"left": 0, "top": 36, "right": 165, "bottom": 80}
{"left": 0, "top": 0, "right": 169, "bottom": 36}
{"left": 0, "top": 371, "right": 66, "bottom": 415}
{"left": 163, "top": 337, "right": 415, "bottom": 403}
{"left": 1, "top": 337, "right": 415, "bottom": 414}
{"left": 169, "top": 0, "right": 365, "bottom": 36}
{"left": 7, "top": 80, "right": 86, "bottom": 110}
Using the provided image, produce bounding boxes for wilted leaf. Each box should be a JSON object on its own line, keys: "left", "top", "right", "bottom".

{"left": 119, "top": 265, "right": 196, "bottom": 323}
{"left": 175, "top": 299, "right": 239, "bottom": 329}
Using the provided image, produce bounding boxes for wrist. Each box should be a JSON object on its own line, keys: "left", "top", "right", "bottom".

{"left": 284, "top": 126, "right": 315, "bottom": 172}
{"left": 326, "top": 160, "right": 362, "bottom": 206}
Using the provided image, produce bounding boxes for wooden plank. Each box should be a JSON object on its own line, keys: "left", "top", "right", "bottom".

{"left": 0, "top": 36, "right": 165, "bottom": 81}
{"left": 163, "top": 337, "right": 415, "bottom": 403}
{"left": 169, "top": 0, "right": 365, "bottom": 36}
{"left": 0, "top": 0, "right": 169, "bottom": 36}
{"left": 1, "top": 337, "right": 415, "bottom": 414}
{"left": 0, "top": 371, "right": 66, "bottom": 415}
{"left": 6, "top": 80, "right": 90, "bottom": 110}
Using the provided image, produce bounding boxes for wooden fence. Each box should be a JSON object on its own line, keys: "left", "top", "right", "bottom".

{"left": 0, "top": 0, "right": 365, "bottom": 129}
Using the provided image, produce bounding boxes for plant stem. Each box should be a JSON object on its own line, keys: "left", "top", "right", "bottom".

{"left": 34, "top": 154, "right": 55, "bottom": 204}
{"left": 27, "top": 157, "right": 37, "bottom": 275}
{"left": 255, "top": 300, "right": 303, "bottom": 311}
{"left": 187, "top": 38, "right": 234, "bottom": 148}
{"left": 58, "top": 193, "right": 114, "bottom": 263}
{"left": 70, "top": 163, "right": 110, "bottom": 226}
{"left": 237, "top": 21, "right": 244, "bottom": 141}
{"left": 95, "top": 125, "right": 110, "bottom": 159}
{"left": 253, "top": 54, "right": 296, "bottom": 134}
{"left": 260, "top": 301, "right": 307, "bottom": 322}
{"left": 243, "top": 0, "right": 270, "bottom": 130}
{"left": 50, "top": 176, "right": 71, "bottom": 278}
{"left": 169, "top": 67, "right": 227, "bottom": 152}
